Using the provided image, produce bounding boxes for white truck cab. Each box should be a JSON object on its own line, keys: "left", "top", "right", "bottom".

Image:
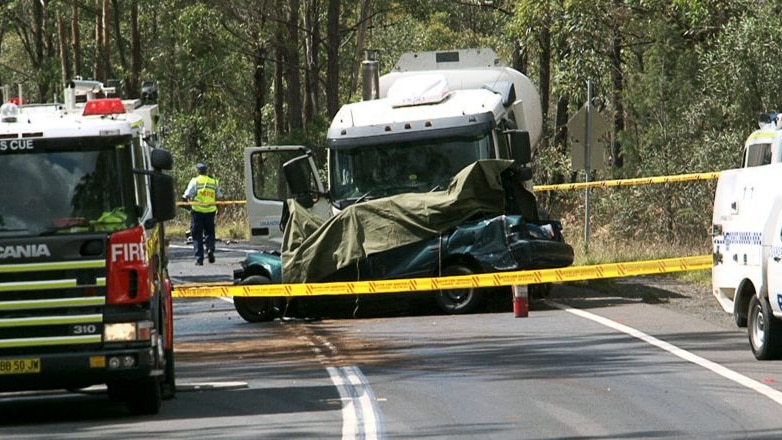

{"left": 245, "top": 48, "right": 543, "bottom": 245}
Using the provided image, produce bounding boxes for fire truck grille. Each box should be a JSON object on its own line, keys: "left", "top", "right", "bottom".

{"left": 0, "top": 259, "right": 106, "bottom": 353}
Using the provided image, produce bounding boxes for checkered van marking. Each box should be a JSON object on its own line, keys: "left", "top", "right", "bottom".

{"left": 723, "top": 231, "right": 763, "bottom": 250}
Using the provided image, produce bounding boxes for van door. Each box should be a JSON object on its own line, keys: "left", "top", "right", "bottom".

{"left": 243, "top": 146, "right": 326, "bottom": 245}
{"left": 765, "top": 200, "right": 782, "bottom": 315}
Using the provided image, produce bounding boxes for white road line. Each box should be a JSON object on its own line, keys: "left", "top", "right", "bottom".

{"left": 548, "top": 300, "right": 782, "bottom": 406}
{"left": 328, "top": 366, "right": 385, "bottom": 440}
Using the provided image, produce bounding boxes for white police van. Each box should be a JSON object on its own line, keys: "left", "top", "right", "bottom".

{"left": 712, "top": 114, "right": 782, "bottom": 359}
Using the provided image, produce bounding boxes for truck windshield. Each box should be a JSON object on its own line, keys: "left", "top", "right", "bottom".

{"left": 330, "top": 133, "right": 493, "bottom": 205}
{"left": 0, "top": 142, "right": 135, "bottom": 237}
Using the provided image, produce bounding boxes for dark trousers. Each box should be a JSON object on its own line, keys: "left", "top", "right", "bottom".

{"left": 191, "top": 211, "right": 216, "bottom": 263}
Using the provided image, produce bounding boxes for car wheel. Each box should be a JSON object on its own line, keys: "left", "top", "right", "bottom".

{"left": 234, "top": 275, "right": 278, "bottom": 323}
{"left": 529, "top": 283, "right": 551, "bottom": 299}
{"left": 748, "top": 295, "right": 782, "bottom": 360}
{"left": 434, "top": 265, "right": 484, "bottom": 314}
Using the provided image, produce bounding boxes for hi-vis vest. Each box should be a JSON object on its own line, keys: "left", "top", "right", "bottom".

{"left": 191, "top": 175, "right": 218, "bottom": 213}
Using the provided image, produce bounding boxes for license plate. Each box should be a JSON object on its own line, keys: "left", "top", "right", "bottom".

{"left": 0, "top": 358, "right": 41, "bottom": 374}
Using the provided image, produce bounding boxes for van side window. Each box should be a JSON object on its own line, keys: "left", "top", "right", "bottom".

{"left": 744, "top": 143, "right": 772, "bottom": 167}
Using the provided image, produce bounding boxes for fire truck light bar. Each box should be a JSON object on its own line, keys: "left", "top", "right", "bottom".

{"left": 83, "top": 98, "right": 126, "bottom": 116}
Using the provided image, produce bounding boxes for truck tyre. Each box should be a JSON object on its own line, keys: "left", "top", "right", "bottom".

{"left": 748, "top": 295, "right": 782, "bottom": 360}
{"left": 125, "top": 378, "right": 162, "bottom": 415}
{"left": 234, "top": 275, "right": 278, "bottom": 322}
{"left": 434, "top": 265, "right": 484, "bottom": 314}
{"left": 161, "top": 347, "right": 176, "bottom": 400}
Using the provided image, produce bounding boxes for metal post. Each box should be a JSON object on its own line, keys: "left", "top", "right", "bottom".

{"left": 583, "top": 80, "right": 593, "bottom": 254}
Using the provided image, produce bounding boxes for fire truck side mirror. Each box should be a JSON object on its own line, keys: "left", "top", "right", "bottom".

{"left": 151, "top": 173, "right": 177, "bottom": 221}
{"left": 151, "top": 149, "right": 173, "bottom": 171}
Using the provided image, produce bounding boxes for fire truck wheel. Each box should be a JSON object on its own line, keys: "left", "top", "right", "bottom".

{"left": 125, "top": 378, "right": 162, "bottom": 415}
{"left": 234, "top": 275, "right": 278, "bottom": 322}
{"left": 161, "top": 347, "right": 176, "bottom": 400}
{"left": 748, "top": 295, "right": 782, "bottom": 360}
{"left": 434, "top": 264, "right": 485, "bottom": 314}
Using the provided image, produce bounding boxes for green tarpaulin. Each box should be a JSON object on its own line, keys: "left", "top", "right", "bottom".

{"left": 281, "top": 160, "right": 523, "bottom": 283}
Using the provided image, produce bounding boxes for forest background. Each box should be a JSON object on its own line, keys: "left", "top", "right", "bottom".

{"left": 2, "top": 0, "right": 782, "bottom": 263}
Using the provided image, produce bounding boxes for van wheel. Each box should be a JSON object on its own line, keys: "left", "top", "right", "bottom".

{"left": 234, "top": 275, "right": 278, "bottom": 322}
{"left": 434, "top": 265, "right": 484, "bottom": 314}
{"left": 734, "top": 290, "right": 748, "bottom": 327}
{"left": 748, "top": 295, "right": 782, "bottom": 360}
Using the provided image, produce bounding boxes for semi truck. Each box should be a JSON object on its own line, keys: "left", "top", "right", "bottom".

{"left": 233, "top": 48, "right": 573, "bottom": 321}
{"left": 0, "top": 80, "right": 178, "bottom": 413}
{"left": 712, "top": 112, "right": 782, "bottom": 359}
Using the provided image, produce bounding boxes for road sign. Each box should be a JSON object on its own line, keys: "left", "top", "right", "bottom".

{"left": 568, "top": 105, "right": 610, "bottom": 170}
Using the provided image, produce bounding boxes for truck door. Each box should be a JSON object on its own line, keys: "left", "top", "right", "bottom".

{"left": 244, "top": 146, "right": 326, "bottom": 245}
{"left": 766, "top": 198, "right": 782, "bottom": 315}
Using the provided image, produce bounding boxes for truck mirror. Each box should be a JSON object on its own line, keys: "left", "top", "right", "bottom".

{"left": 283, "top": 155, "right": 315, "bottom": 208}
{"left": 151, "top": 148, "right": 173, "bottom": 171}
{"left": 150, "top": 173, "right": 177, "bottom": 221}
{"left": 508, "top": 130, "right": 531, "bottom": 164}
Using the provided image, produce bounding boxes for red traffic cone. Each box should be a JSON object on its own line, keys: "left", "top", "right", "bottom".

{"left": 512, "top": 285, "right": 528, "bottom": 318}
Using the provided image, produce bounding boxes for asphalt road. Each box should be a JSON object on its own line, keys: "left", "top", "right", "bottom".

{"left": 4, "top": 241, "right": 782, "bottom": 439}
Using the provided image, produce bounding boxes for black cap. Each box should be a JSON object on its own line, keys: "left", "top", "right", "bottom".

{"left": 196, "top": 163, "right": 207, "bottom": 172}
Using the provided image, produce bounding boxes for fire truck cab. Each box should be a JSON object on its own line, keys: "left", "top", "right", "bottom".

{"left": 0, "top": 80, "right": 177, "bottom": 414}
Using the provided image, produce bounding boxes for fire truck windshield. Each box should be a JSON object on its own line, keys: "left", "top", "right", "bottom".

{"left": 0, "top": 142, "right": 135, "bottom": 236}
{"left": 329, "top": 133, "right": 493, "bottom": 206}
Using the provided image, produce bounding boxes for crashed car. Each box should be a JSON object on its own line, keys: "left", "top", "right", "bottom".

{"left": 232, "top": 160, "right": 574, "bottom": 322}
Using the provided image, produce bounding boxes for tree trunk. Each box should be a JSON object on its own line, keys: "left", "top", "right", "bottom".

{"left": 286, "top": 0, "right": 303, "bottom": 132}
{"left": 129, "top": 0, "right": 141, "bottom": 98}
{"left": 57, "top": 12, "right": 71, "bottom": 89}
{"left": 325, "top": 0, "right": 340, "bottom": 119}
{"left": 349, "top": 0, "right": 373, "bottom": 101}
{"left": 538, "top": 22, "right": 551, "bottom": 126}
{"left": 303, "top": 0, "right": 320, "bottom": 129}
{"left": 32, "top": 0, "right": 47, "bottom": 101}
{"left": 93, "top": 2, "right": 103, "bottom": 80}
{"left": 111, "top": 0, "right": 127, "bottom": 69}
{"left": 253, "top": 41, "right": 267, "bottom": 147}
{"left": 610, "top": 0, "right": 625, "bottom": 168}
{"left": 102, "top": 0, "right": 113, "bottom": 81}
{"left": 274, "top": 0, "right": 286, "bottom": 136}
{"left": 71, "top": 3, "right": 82, "bottom": 77}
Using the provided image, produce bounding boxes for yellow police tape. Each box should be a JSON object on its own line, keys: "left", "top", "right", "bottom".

{"left": 190, "top": 172, "right": 722, "bottom": 206}
{"left": 172, "top": 254, "right": 712, "bottom": 298}
{"left": 533, "top": 171, "right": 721, "bottom": 192}
{"left": 177, "top": 200, "right": 246, "bottom": 206}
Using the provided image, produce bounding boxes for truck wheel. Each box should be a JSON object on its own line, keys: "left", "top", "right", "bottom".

{"left": 161, "top": 347, "right": 176, "bottom": 400}
{"left": 434, "top": 265, "right": 484, "bottom": 314}
{"left": 234, "top": 275, "right": 277, "bottom": 322}
{"left": 748, "top": 295, "right": 782, "bottom": 360}
{"left": 125, "top": 378, "right": 162, "bottom": 415}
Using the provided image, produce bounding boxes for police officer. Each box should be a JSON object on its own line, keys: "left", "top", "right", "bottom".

{"left": 183, "top": 163, "right": 223, "bottom": 265}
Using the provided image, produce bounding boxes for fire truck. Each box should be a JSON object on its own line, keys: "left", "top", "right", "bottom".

{"left": 0, "top": 80, "right": 177, "bottom": 414}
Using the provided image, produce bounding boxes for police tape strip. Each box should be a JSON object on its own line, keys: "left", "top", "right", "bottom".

{"left": 202, "top": 171, "right": 723, "bottom": 206}
{"left": 177, "top": 201, "right": 246, "bottom": 206}
{"left": 532, "top": 171, "right": 721, "bottom": 192}
{"left": 171, "top": 254, "right": 713, "bottom": 298}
